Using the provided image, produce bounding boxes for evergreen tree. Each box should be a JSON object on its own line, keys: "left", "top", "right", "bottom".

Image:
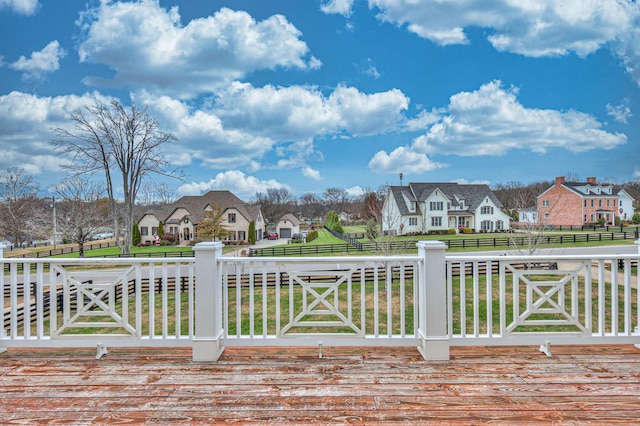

{"left": 132, "top": 223, "right": 141, "bottom": 246}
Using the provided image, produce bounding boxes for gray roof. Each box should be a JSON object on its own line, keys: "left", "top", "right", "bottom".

{"left": 389, "top": 182, "right": 503, "bottom": 216}
{"left": 138, "top": 190, "right": 260, "bottom": 225}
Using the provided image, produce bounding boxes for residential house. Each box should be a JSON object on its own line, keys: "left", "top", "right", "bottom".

{"left": 537, "top": 176, "right": 636, "bottom": 226}
{"left": 137, "top": 190, "right": 265, "bottom": 245}
{"left": 382, "top": 182, "right": 511, "bottom": 235}
{"left": 274, "top": 213, "right": 301, "bottom": 239}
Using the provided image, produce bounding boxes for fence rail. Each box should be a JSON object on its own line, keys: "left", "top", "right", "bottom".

{"left": 252, "top": 231, "right": 638, "bottom": 256}
{"left": 2, "top": 241, "right": 639, "bottom": 362}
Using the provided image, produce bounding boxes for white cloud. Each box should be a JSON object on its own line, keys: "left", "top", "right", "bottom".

{"left": 368, "top": 146, "right": 448, "bottom": 174}
{"left": 369, "top": 80, "right": 627, "bottom": 175}
{"left": 214, "top": 82, "right": 410, "bottom": 140}
{"left": 77, "top": 2, "right": 319, "bottom": 98}
{"left": 0, "top": 0, "right": 39, "bottom": 15}
{"left": 177, "top": 170, "right": 289, "bottom": 199}
{"left": 321, "top": 0, "right": 355, "bottom": 17}
{"left": 606, "top": 102, "right": 632, "bottom": 124}
{"left": 302, "top": 166, "right": 321, "bottom": 180}
{"left": 414, "top": 80, "right": 627, "bottom": 155}
{"left": 369, "top": 0, "right": 640, "bottom": 84}
{"left": 345, "top": 185, "right": 365, "bottom": 197}
{"left": 10, "top": 40, "right": 66, "bottom": 80}
{"left": 0, "top": 91, "right": 109, "bottom": 175}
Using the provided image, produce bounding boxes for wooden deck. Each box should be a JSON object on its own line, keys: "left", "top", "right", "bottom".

{"left": 1, "top": 345, "right": 640, "bottom": 424}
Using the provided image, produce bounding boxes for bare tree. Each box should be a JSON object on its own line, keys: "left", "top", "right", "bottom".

{"left": 0, "top": 167, "right": 39, "bottom": 247}
{"left": 53, "top": 99, "right": 180, "bottom": 255}
{"left": 323, "top": 187, "right": 349, "bottom": 213}
{"left": 53, "top": 177, "right": 108, "bottom": 257}
{"left": 298, "top": 192, "right": 321, "bottom": 221}
{"left": 254, "top": 187, "right": 294, "bottom": 224}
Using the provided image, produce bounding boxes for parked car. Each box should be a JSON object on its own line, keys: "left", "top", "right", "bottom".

{"left": 267, "top": 232, "right": 279, "bottom": 240}
{"left": 291, "top": 233, "right": 303, "bottom": 242}
{"left": 92, "top": 232, "right": 114, "bottom": 240}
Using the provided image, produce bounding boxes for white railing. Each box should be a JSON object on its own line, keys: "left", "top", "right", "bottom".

{"left": 446, "top": 254, "right": 640, "bottom": 348}
{"left": 2, "top": 241, "right": 639, "bottom": 361}
{"left": 1, "top": 257, "right": 195, "bottom": 357}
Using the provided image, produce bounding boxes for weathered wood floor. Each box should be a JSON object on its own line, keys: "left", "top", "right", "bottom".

{"left": 1, "top": 345, "right": 640, "bottom": 424}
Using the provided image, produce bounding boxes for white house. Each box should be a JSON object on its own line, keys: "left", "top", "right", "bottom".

{"left": 274, "top": 213, "right": 301, "bottom": 239}
{"left": 382, "top": 182, "right": 511, "bottom": 235}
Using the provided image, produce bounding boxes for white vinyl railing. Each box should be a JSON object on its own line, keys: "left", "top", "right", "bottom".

{"left": 1, "top": 257, "right": 195, "bottom": 357}
{"left": 445, "top": 254, "right": 640, "bottom": 348}
{"left": 2, "top": 241, "right": 639, "bottom": 361}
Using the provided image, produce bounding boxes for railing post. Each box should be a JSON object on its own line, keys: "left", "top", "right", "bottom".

{"left": 416, "top": 240, "right": 449, "bottom": 361}
{"left": 192, "top": 241, "right": 225, "bottom": 362}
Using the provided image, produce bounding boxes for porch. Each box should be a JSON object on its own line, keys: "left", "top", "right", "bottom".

{"left": 1, "top": 344, "right": 639, "bottom": 423}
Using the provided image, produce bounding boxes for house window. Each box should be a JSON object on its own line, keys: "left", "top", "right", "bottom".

{"left": 409, "top": 217, "right": 417, "bottom": 226}
{"left": 542, "top": 200, "right": 549, "bottom": 207}
{"left": 607, "top": 200, "right": 610, "bottom": 207}
{"left": 481, "top": 220, "right": 492, "bottom": 231}
{"left": 228, "top": 213, "right": 236, "bottom": 223}
{"left": 481, "top": 206, "right": 494, "bottom": 214}
{"left": 591, "top": 200, "right": 594, "bottom": 207}
{"left": 431, "top": 217, "right": 442, "bottom": 227}
{"left": 429, "top": 201, "right": 444, "bottom": 211}
{"left": 140, "top": 227, "right": 148, "bottom": 236}
{"left": 598, "top": 200, "right": 602, "bottom": 207}
{"left": 496, "top": 221, "right": 503, "bottom": 230}
{"left": 152, "top": 227, "right": 158, "bottom": 235}
{"left": 614, "top": 200, "right": 617, "bottom": 207}
{"left": 544, "top": 213, "right": 549, "bottom": 219}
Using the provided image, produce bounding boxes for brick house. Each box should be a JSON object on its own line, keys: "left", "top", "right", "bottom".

{"left": 137, "top": 190, "right": 265, "bottom": 245}
{"left": 537, "top": 176, "right": 636, "bottom": 226}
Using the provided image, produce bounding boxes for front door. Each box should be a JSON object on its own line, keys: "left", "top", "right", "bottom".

{"left": 183, "top": 227, "right": 190, "bottom": 241}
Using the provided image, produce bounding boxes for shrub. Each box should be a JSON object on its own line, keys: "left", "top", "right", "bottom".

{"left": 461, "top": 227, "right": 473, "bottom": 234}
{"left": 306, "top": 230, "right": 318, "bottom": 242}
{"left": 248, "top": 221, "right": 256, "bottom": 245}
{"left": 132, "top": 224, "right": 141, "bottom": 246}
{"left": 632, "top": 212, "right": 640, "bottom": 225}
{"left": 448, "top": 228, "right": 456, "bottom": 234}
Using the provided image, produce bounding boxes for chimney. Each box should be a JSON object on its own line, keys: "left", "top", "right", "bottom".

{"left": 555, "top": 176, "right": 565, "bottom": 186}
{"left": 586, "top": 177, "right": 596, "bottom": 184}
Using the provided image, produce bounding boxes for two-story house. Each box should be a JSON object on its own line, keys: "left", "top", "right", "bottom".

{"left": 382, "top": 182, "right": 511, "bottom": 235}
{"left": 537, "top": 176, "right": 636, "bottom": 226}
{"left": 137, "top": 190, "right": 265, "bottom": 245}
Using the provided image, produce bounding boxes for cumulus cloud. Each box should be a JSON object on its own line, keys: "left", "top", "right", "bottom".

{"left": 321, "top": 0, "right": 355, "bottom": 17}
{"left": 606, "top": 101, "right": 633, "bottom": 124}
{"left": 369, "top": 0, "right": 640, "bottom": 84}
{"left": 369, "top": 146, "right": 448, "bottom": 174}
{"left": 0, "top": 90, "right": 109, "bottom": 175}
{"left": 77, "top": 1, "right": 320, "bottom": 98}
{"left": 302, "top": 166, "right": 321, "bottom": 180}
{"left": 369, "top": 0, "right": 635, "bottom": 55}
{"left": 9, "top": 40, "right": 66, "bottom": 80}
{"left": 0, "top": 0, "right": 39, "bottom": 15}
{"left": 214, "top": 82, "right": 410, "bottom": 140}
{"left": 369, "top": 80, "right": 627, "bottom": 174}
{"left": 177, "top": 170, "right": 289, "bottom": 198}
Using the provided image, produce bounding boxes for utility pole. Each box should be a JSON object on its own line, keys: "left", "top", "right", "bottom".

{"left": 51, "top": 196, "right": 57, "bottom": 249}
{"left": 399, "top": 173, "right": 404, "bottom": 186}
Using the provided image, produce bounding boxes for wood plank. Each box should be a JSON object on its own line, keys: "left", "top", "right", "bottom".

{"left": 1, "top": 345, "right": 640, "bottom": 423}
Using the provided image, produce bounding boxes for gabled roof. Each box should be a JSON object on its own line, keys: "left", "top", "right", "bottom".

{"left": 137, "top": 190, "right": 261, "bottom": 225}
{"left": 407, "top": 182, "right": 504, "bottom": 211}
{"left": 277, "top": 213, "right": 300, "bottom": 226}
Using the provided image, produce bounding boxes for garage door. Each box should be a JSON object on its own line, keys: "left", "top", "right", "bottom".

{"left": 279, "top": 228, "right": 291, "bottom": 238}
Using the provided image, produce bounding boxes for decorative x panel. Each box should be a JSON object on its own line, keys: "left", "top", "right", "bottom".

{"left": 505, "top": 262, "right": 588, "bottom": 335}
{"left": 279, "top": 265, "right": 363, "bottom": 336}
{"left": 52, "top": 265, "right": 139, "bottom": 337}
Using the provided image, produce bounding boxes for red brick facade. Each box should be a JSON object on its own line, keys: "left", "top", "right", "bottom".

{"left": 537, "top": 177, "right": 619, "bottom": 226}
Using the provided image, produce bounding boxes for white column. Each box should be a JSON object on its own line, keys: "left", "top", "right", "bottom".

{"left": 416, "top": 240, "right": 449, "bottom": 361}
{"left": 0, "top": 243, "right": 5, "bottom": 258}
{"left": 636, "top": 238, "right": 640, "bottom": 255}
{"left": 192, "top": 241, "right": 225, "bottom": 361}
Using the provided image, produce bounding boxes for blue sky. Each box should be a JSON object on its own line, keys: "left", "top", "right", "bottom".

{"left": 1, "top": 0, "right": 639, "bottom": 200}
